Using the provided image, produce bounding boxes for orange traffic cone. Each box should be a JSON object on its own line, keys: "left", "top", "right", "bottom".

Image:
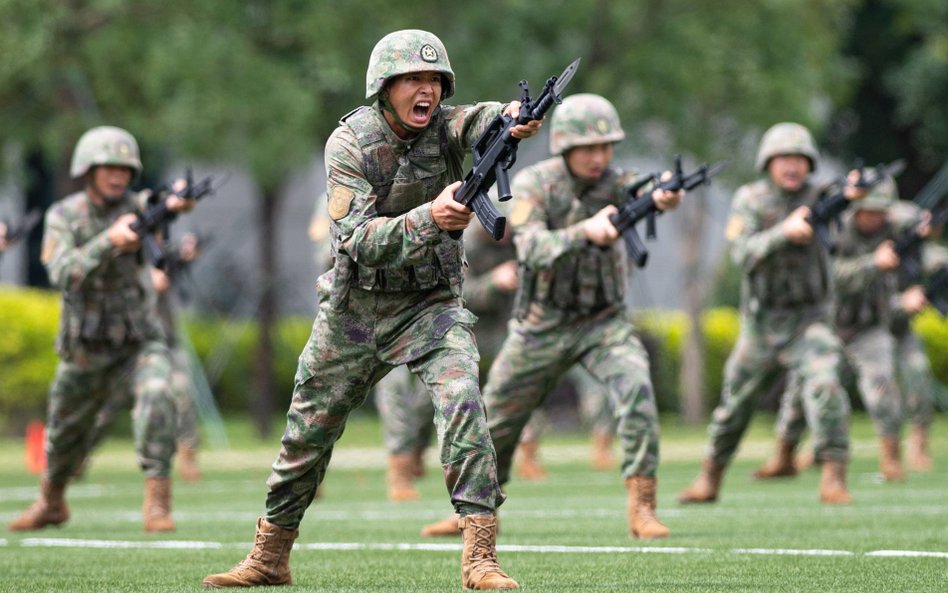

{"left": 25, "top": 421, "right": 46, "bottom": 475}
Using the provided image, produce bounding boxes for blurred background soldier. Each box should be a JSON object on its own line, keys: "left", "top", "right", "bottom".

{"left": 203, "top": 30, "right": 540, "bottom": 590}
{"left": 678, "top": 123, "right": 864, "bottom": 506}
{"left": 756, "top": 179, "right": 914, "bottom": 482}
{"left": 8, "top": 126, "right": 195, "bottom": 534}
{"left": 461, "top": 93, "right": 682, "bottom": 540}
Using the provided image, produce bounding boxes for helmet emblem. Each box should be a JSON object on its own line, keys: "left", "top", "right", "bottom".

{"left": 596, "top": 119, "right": 608, "bottom": 134}
{"left": 118, "top": 142, "right": 130, "bottom": 157}
{"left": 420, "top": 44, "right": 438, "bottom": 62}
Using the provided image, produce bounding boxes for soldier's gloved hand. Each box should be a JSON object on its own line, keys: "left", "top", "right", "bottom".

{"left": 108, "top": 213, "right": 143, "bottom": 253}
{"left": 873, "top": 240, "right": 900, "bottom": 271}
{"left": 490, "top": 260, "right": 520, "bottom": 293}
{"left": 901, "top": 285, "right": 928, "bottom": 314}
{"left": 504, "top": 101, "right": 543, "bottom": 140}
{"left": 432, "top": 181, "right": 473, "bottom": 232}
{"left": 583, "top": 205, "right": 620, "bottom": 246}
{"left": 167, "top": 178, "right": 197, "bottom": 213}
{"left": 782, "top": 206, "right": 814, "bottom": 244}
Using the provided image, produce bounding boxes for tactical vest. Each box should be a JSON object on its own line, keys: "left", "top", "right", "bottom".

{"left": 833, "top": 218, "right": 895, "bottom": 333}
{"left": 745, "top": 181, "right": 830, "bottom": 309}
{"left": 515, "top": 163, "right": 627, "bottom": 318}
{"left": 56, "top": 192, "right": 152, "bottom": 355}
{"left": 334, "top": 105, "right": 465, "bottom": 295}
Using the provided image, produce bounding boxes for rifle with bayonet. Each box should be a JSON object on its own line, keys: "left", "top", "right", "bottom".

{"left": 610, "top": 155, "right": 728, "bottom": 267}
{"left": 130, "top": 169, "right": 218, "bottom": 270}
{"left": 450, "top": 58, "right": 581, "bottom": 241}
{"left": 806, "top": 158, "right": 905, "bottom": 254}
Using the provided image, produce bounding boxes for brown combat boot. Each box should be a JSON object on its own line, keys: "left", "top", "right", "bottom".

{"left": 753, "top": 439, "right": 799, "bottom": 479}
{"left": 410, "top": 447, "right": 427, "bottom": 479}
{"left": 178, "top": 445, "right": 202, "bottom": 483}
{"left": 459, "top": 514, "right": 518, "bottom": 590}
{"left": 819, "top": 460, "right": 853, "bottom": 504}
{"left": 202, "top": 517, "right": 298, "bottom": 588}
{"left": 795, "top": 450, "right": 816, "bottom": 472}
{"left": 677, "top": 459, "right": 726, "bottom": 504}
{"left": 591, "top": 430, "right": 616, "bottom": 471}
{"left": 143, "top": 477, "right": 176, "bottom": 532}
{"left": 8, "top": 480, "right": 69, "bottom": 531}
{"left": 907, "top": 424, "right": 933, "bottom": 472}
{"left": 514, "top": 441, "right": 547, "bottom": 481}
{"left": 421, "top": 513, "right": 461, "bottom": 537}
{"left": 879, "top": 436, "right": 906, "bottom": 482}
{"left": 625, "top": 476, "right": 670, "bottom": 539}
{"left": 387, "top": 453, "right": 421, "bottom": 501}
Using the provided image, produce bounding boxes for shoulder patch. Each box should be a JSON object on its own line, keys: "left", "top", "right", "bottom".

{"left": 328, "top": 186, "right": 355, "bottom": 220}
{"left": 725, "top": 215, "right": 745, "bottom": 241}
{"left": 509, "top": 200, "right": 533, "bottom": 227}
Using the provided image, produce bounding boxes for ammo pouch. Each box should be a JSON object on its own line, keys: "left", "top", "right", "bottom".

{"left": 748, "top": 243, "right": 828, "bottom": 309}
{"left": 515, "top": 246, "right": 624, "bottom": 319}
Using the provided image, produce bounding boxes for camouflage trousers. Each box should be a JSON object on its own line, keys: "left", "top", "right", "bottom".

{"left": 573, "top": 365, "right": 616, "bottom": 435}
{"left": 707, "top": 310, "right": 850, "bottom": 465}
{"left": 777, "top": 326, "right": 902, "bottom": 442}
{"left": 894, "top": 327, "right": 937, "bottom": 428}
{"left": 375, "top": 363, "right": 548, "bottom": 454}
{"left": 484, "top": 308, "right": 659, "bottom": 483}
{"left": 45, "top": 339, "right": 177, "bottom": 485}
{"left": 84, "top": 345, "right": 200, "bottom": 453}
{"left": 265, "top": 285, "right": 504, "bottom": 530}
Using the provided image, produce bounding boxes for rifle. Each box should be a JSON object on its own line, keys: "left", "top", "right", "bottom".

{"left": 894, "top": 200, "right": 948, "bottom": 286}
{"left": 129, "top": 169, "right": 218, "bottom": 269}
{"left": 449, "top": 58, "right": 581, "bottom": 241}
{"left": 926, "top": 267, "right": 948, "bottom": 316}
{"left": 610, "top": 156, "right": 728, "bottom": 267}
{"left": 806, "top": 158, "right": 905, "bottom": 254}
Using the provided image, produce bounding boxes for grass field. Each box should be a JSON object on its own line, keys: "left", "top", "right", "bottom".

{"left": 1, "top": 413, "right": 946, "bottom": 592}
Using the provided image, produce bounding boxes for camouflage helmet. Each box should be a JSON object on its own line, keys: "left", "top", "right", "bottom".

{"left": 550, "top": 93, "right": 625, "bottom": 155}
{"left": 854, "top": 176, "right": 898, "bottom": 211}
{"left": 69, "top": 126, "right": 142, "bottom": 179}
{"left": 755, "top": 122, "right": 820, "bottom": 172}
{"left": 365, "top": 30, "right": 455, "bottom": 101}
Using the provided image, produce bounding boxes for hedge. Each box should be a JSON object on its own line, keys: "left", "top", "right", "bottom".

{"left": 1, "top": 287, "right": 945, "bottom": 427}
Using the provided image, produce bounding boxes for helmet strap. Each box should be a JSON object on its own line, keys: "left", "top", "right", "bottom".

{"left": 379, "top": 93, "right": 427, "bottom": 136}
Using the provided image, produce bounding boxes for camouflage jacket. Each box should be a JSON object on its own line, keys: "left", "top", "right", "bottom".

{"left": 323, "top": 100, "right": 503, "bottom": 302}
{"left": 462, "top": 224, "right": 517, "bottom": 358}
{"left": 831, "top": 212, "right": 900, "bottom": 338}
{"left": 42, "top": 190, "right": 160, "bottom": 358}
{"left": 508, "top": 157, "right": 638, "bottom": 329}
{"left": 725, "top": 178, "right": 830, "bottom": 315}
{"left": 886, "top": 201, "right": 948, "bottom": 332}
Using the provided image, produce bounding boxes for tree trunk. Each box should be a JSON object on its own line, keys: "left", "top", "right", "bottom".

{"left": 253, "top": 186, "right": 281, "bottom": 438}
{"left": 678, "top": 188, "right": 708, "bottom": 424}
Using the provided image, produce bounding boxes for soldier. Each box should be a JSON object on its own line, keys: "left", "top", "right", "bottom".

{"left": 0, "top": 221, "right": 8, "bottom": 251}
{"left": 8, "top": 125, "right": 195, "bottom": 533}
{"left": 755, "top": 179, "right": 915, "bottom": 481}
{"left": 678, "top": 122, "right": 865, "bottom": 506}
{"left": 468, "top": 93, "right": 683, "bottom": 540}
{"left": 202, "top": 30, "right": 540, "bottom": 590}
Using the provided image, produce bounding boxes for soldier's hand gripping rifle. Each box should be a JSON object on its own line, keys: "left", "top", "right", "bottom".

{"left": 610, "top": 155, "right": 728, "bottom": 267}
{"left": 806, "top": 158, "right": 905, "bottom": 254}
{"left": 894, "top": 201, "right": 947, "bottom": 286}
{"left": 449, "top": 58, "right": 581, "bottom": 241}
{"left": 129, "top": 169, "right": 217, "bottom": 270}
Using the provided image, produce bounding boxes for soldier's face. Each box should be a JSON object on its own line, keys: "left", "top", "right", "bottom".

{"left": 384, "top": 71, "right": 442, "bottom": 137}
{"left": 767, "top": 155, "right": 810, "bottom": 192}
{"left": 565, "top": 143, "right": 614, "bottom": 182}
{"left": 854, "top": 210, "right": 887, "bottom": 235}
{"left": 89, "top": 165, "right": 133, "bottom": 203}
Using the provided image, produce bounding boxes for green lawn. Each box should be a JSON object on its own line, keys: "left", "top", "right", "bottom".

{"left": 1, "top": 413, "right": 945, "bottom": 592}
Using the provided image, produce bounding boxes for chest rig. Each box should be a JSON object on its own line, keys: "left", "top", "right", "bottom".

{"left": 337, "top": 105, "right": 465, "bottom": 294}
{"left": 57, "top": 192, "right": 151, "bottom": 355}
{"left": 745, "top": 181, "right": 830, "bottom": 309}
{"left": 517, "top": 165, "right": 627, "bottom": 318}
{"left": 833, "top": 219, "right": 896, "bottom": 333}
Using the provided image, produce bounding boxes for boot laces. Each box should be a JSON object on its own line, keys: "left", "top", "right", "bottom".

{"left": 469, "top": 521, "right": 504, "bottom": 575}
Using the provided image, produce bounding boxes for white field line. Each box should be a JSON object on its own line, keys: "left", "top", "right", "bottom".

{"left": 5, "top": 537, "right": 947, "bottom": 559}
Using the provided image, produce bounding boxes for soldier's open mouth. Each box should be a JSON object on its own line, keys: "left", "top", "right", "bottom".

{"left": 411, "top": 102, "right": 432, "bottom": 123}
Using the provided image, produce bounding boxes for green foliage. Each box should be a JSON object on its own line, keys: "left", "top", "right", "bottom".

{"left": 913, "top": 309, "right": 948, "bottom": 385}
{"left": 0, "top": 288, "right": 59, "bottom": 418}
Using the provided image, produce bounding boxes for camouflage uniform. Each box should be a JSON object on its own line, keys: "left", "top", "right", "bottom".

{"left": 483, "top": 155, "right": 657, "bottom": 482}
{"left": 40, "top": 135, "right": 177, "bottom": 486}
{"left": 264, "top": 61, "right": 506, "bottom": 530}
